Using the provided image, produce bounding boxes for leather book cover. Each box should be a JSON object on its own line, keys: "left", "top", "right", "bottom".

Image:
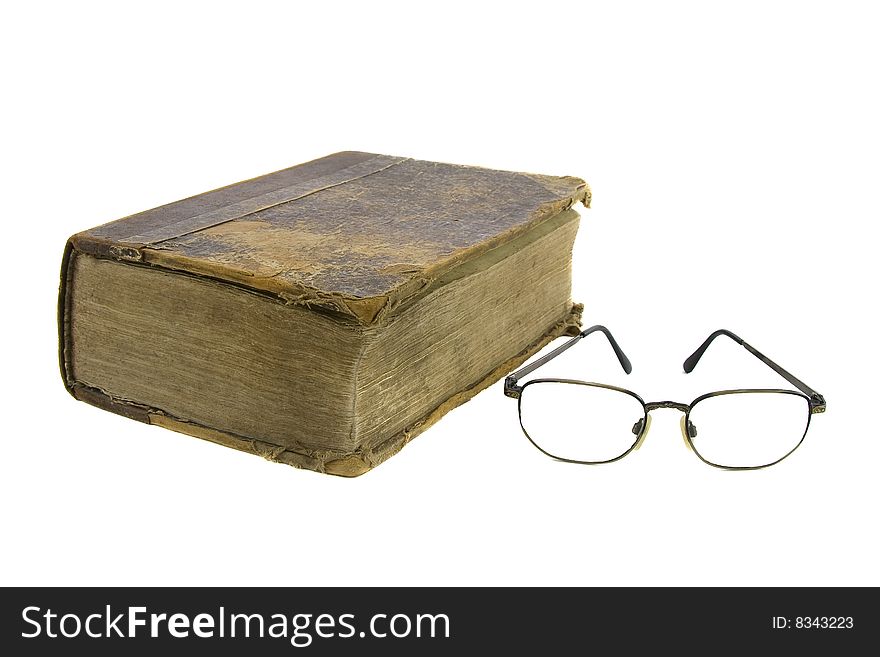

{"left": 59, "top": 152, "right": 589, "bottom": 475}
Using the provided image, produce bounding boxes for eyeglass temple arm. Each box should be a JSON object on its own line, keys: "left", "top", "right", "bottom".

{"left": 504, "top": 326, "right": 632, "bottom": 398}
{"left": 683, "top": 329, "right": 826, "bottom": 411}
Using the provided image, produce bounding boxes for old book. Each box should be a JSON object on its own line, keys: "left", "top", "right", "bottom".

{"left": 59, "top": 152, "right": 589, "bottom": 476}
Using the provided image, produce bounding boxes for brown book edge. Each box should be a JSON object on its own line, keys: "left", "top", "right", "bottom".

{"left": 58, "top": 267, "right": 582, "bottom": 476}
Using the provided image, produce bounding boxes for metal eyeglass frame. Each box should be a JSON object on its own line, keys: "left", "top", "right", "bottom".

{"left": 503, "top": 326, "right": 826, "bottom": 470}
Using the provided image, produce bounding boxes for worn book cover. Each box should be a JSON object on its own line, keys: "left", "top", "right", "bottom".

{"left": 59, "top": 152, "right": 590, "bottom": 475}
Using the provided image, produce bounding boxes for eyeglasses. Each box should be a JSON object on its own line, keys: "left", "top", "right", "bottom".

{"left": 503, "top": 327, "right": 826, "bottom": 469}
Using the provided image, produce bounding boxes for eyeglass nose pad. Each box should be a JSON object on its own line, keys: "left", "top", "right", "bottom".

{"left": 632, "top": 414, "right": 651, "bottom": 450}
{"left": 680, "top": 416, "right": 696, "bottom": 451}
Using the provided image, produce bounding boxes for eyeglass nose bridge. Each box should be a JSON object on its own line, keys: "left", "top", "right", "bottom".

{"left": 632, "top": 402, "right": 698, "bottom": 452}
{"left": 644, "top": 400, "right": 690, "bottom": 412}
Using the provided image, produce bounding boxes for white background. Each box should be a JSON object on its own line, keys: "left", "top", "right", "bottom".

{"left": 1, "top": 1, "right": 877, "bottom": 586}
